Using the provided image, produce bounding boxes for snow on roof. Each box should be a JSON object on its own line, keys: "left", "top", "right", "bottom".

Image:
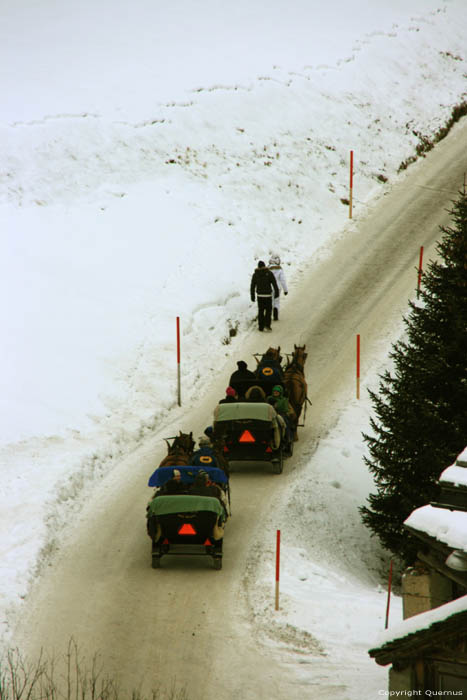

{"left": 456, "top": 447, "right": 467, "bottom": 468}
{"left": 440, "top": 465, "right": 467, "bottom": 488}
{"left": 404, "top": 505, "right": 467, "bottom": 552}
{"left": 374, "top": 594, "right": 467, "bottom": 649}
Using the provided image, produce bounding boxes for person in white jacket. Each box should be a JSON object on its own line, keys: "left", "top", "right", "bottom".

{"left": 268, "top": 255, "right": 288, "bottom": 321}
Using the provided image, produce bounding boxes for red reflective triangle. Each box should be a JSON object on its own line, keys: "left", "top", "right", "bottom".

{"left": 204, "top": 538, "right": 212, "bottom": 546}
{"left": 178, "top": 523, "right": 197, "bottom": 535}
{"left": 239, "top": 430, "right": 255, "bottom": 443}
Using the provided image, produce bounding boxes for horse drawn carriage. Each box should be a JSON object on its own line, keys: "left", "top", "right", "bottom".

{"left": 146, "top": 464, "right": 230, "bottom": 570}
{"left": 214, "top": 345, "right": 308, "bottom": 473}
{"left": 213, "top": 400, "right": 286, "bottom": 473}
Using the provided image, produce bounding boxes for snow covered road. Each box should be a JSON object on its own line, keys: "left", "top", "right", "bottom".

{"left": 12, "top": 118, "right": 467, "bottom": 699}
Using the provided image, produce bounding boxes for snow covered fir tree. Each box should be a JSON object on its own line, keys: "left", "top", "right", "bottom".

{"left": 360, "top": 190, "right": 467, "bottom": 564}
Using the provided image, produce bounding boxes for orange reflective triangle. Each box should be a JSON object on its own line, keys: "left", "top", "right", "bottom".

{"left": 178, "top": 523, "right": 197, "bottom": 535}
{"left": 239, "top": 430, "right": 255, "bottom": 443}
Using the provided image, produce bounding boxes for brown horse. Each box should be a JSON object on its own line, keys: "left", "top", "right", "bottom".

{"left": 284, "top": 345, "right": 308, "bottom": 440}
{"left": 159, "top": 431, "right": 195, "bottom": 467}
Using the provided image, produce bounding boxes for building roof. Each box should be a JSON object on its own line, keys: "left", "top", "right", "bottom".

{"left": 369, "top": 595, "right": 467, "bottom": 666}
{"left": 404, "top": 505, "right": 467, "bottom": 553}
{"left": 369, "top": 445, "right": 467, "bottom": 665}
{"left": 440, "top": 465, "right": 467, "bottom": 488}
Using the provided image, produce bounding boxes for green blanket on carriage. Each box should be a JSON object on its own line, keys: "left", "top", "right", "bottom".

{"left": 214, "top": 402, "right": 275, "bottom": 422}
{"left": 147, "top": 494, "right": 224, "bottom": 518}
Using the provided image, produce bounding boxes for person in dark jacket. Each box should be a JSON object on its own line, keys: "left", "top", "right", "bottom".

{"left": 229, "top": 361, "right": 257, "bottom": 398}
{"left": 250, "top": 261, "right": 279, "bottom": 332}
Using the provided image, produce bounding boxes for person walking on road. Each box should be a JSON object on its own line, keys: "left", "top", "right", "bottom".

{"left": 268, "top": 254, "right": 288, "bottom": 321}
{"left": 250, "top": 260, "right": 279, "bottom": 332}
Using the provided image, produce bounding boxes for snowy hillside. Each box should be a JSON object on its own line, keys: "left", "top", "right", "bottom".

{"left": 1, "top": 1, "right": 467, "bottom": 696}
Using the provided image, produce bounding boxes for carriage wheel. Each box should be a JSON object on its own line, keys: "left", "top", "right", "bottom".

{"left": 271, "top": 451, "right": 283, "bottom": 474}
{"left": 213, "top": 556, "right": 222, "bottom": 570}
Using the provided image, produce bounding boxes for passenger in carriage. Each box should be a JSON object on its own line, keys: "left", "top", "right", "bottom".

{"left": 229, "top": 360, "right": 257, "bottom": 398}
{"left": 242, "top": 385, "right": 285, "bottom": 440}
{"left": 190, "top": 470, "right": 218, "bottom": 497}
{"left": 190, "top": 470, "right": 230, "bottom": 516}
{"left": 218, "top": 386, "right": 238, "bottom": 404}
{"left": 244, "top": 385, "right": 267, "bottom": 402}
{"left": 161, "top": 468, "right": 185, "bottom": 494}
{"left": 267, "top": 385, "right": 295, "bottom": 445}
{"left": 267, "top": 384, "right": 290, "bottom": 414}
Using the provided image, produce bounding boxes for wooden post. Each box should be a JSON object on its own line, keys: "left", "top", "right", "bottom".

{"left": 385, "top": 559, "right": 393, "bottom": 629}
{"left": 176, "top": 316, "right": 181, "bottom": 406}
{"left": 349, "top": 150, "right": 354, "bottom": 219}
{"left": 356, "top": 334, "right": 360, "bottom": 400}
{"left": 275, "top": 530, "right": 281, "bottom": 611}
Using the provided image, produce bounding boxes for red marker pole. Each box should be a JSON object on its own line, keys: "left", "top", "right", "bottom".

{"left": 417, "top": 246, "right": 424, "bottom": 298}
{"left": 356, "top": 334, "right": 360, "bottom": 400}
{"left": 176, "top": 316, "right": 181, "bottom": 406}
{"left": 275, "top": 530, "right": 281, "bottom": 611}
{"left": 349, "top": 150, "right": 354, "bottom": 219}
{"left": 385, "top": 559, "right": 393, "bottom": 629}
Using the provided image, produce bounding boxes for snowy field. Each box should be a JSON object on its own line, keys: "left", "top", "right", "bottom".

{"left": 1, "top": 0, "right": 467, "bottom": 695}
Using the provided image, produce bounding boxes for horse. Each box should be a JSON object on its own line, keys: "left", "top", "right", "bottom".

{"left": 283, "top": 345, "right": 308, "bottom": 440}
{"left": 170, "top": 431, "right": 195, "bottom": 454}
{"left": 159, "top": 431, "right": 195, "bottom": 467}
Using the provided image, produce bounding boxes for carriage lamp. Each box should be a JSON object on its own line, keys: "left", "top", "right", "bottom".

{"left": 445, "top": 549, "right": 467, "bottom": 571}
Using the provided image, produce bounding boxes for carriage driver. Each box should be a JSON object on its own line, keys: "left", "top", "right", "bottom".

{"left": 192, "top": 436, "right": 217, "bottom": 466}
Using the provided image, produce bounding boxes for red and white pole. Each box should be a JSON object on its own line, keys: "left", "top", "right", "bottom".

{"left": 349, "top": 150, "right": 354, "bottom": 219}
{"left": 176, "top": 316, "right": 181, "bottom": 406}
{"left": 275, "top": 530, "right": 281, "bottom": 611}
{"left": 417, "top": 246, "right": 424, "bottom": 298}
{"left": 356, "top": 334, "right": 360, "bottom": 400}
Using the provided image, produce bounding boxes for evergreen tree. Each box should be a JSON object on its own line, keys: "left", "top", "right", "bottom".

{"left": 360, "top": 191, "right": 467, "bottom": 563}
